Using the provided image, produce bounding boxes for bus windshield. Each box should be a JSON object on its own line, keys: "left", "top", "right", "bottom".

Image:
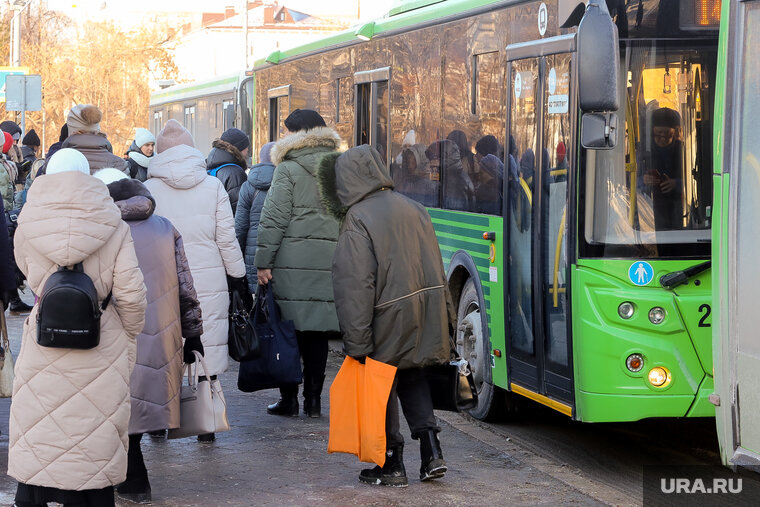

{"left": 583, "top": 41, "right": 716, "bottom": 258}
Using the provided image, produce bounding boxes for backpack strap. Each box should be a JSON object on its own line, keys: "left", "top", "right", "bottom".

{"left": 208, "top": 163, "right": 239, "bottom": 178}
{"left": 101, "top": 291, "right": 112, "bottom": 311}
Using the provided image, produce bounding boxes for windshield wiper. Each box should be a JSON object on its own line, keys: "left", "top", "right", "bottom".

{"left": 659, "top": 261, "right": 711, "bottom": 290}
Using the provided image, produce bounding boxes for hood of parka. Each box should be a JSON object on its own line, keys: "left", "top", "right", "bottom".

{"left": 147, "top": 143, "right": 207, "bottom": 190}
{"left": 207, "top": 139, "right": 247, "bottom": 170}
{"left": 316, "top": 145, "right": 393, "bottom": 221}
{"left": 18, "top": 171, "right": 122, "bottom": 266}
{"left": 270, "top": 126, "right": 342, "bottom": 169}
{"left": 107, "top": 177, "right": 156, "bottom": 221}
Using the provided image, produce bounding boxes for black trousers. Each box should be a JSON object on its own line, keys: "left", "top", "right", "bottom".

{"left": 280, "top": 331, "right": 330, "bottom": 397}
{"left": 125, "top": 433, "right": 149, "bottom": 486}
{"left": 385, "top": 368, "right": 440, "bottom": 447}
{"left": 15, "top": 483, "right": 115, "bottom": 507}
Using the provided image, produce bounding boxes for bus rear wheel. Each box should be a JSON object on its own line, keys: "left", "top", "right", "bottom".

{"left": 457, "top": 278, "right": 499, "bottom": 421}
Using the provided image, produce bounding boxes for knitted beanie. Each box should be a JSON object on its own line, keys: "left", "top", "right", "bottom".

{"left": 156, "top": 119, "right": 194, "bottom": 153}
{"left": 221, "top": 128, "right": 250, "bottom": 152}
{"left": 46, "top": 148, "right": 90, "bottom": 175}
{"left": 22, "top": 129, "right": 40, "bottom": 147}
{"left": 2, "top": 132, "right": 12, "bottom": 154}
{"left": 259, "top": 142, "right": 275, "bottom": 164}
{"left": 134, "top": 128, "right": 156, "bottom": 149}
{"left": 67, "top": 104, "right": 102, "bottom": 133}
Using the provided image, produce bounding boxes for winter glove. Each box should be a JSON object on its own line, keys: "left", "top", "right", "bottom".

{"left": 183, "top": 336, "right": 204, "bottom": 364}
{"left": 351, "top": 355, "right": 366, "bottom": 364}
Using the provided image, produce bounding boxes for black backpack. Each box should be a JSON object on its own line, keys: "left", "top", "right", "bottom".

{"left": 36, "top": 263, "right": 111, "bottom": 349}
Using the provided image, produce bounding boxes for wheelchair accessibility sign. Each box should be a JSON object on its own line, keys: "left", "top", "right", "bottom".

{"left": 629, "top": 261, "right": 654, "bottom": 286}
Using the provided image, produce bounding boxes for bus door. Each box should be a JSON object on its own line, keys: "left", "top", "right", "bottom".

{"left": 506, "top": 35, "right": 576, "bottom": 411}
{"left": 714, "top": 0, "right": 760, "bottom": 469}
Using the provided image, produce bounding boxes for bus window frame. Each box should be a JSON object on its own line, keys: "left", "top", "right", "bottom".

{"left": 353, "top": 67, "right": 391, "bottom": 166}
{"left": 268, "top": 84, "right": 291, "bottom": 141}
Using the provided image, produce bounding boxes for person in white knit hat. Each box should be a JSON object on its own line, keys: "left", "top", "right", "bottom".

{"left": 125, "top": 128, "right": 156, "bottom": 182}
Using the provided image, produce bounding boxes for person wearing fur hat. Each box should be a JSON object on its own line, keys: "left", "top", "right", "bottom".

{"left": 234, "top": 141, "right": 275, "bottom": 293}
{"left": 93, "top": 168, "right": 203, "bottom": 503}
{"left": 61, "top": 104, "right": 130, "bottom": 174}
{"left": 317, "top": 144, "right": 454, "bottom": 487}
{"left": 206, "top": 127, "right": 249, "bottom": 214}
{"left": 254, "top": 109, "right": 341, "bottom": 418}
{"left": 124, "top": 128, "right": 156, "bottom": 182}
{"left": 144, "top": 119, "right": 246, "bottom": 443}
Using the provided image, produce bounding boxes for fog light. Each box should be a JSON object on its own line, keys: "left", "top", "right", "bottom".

{"left": 618, "top": 302, "right": 635, "bottom": 319}
{"left": 648, "top": 307, "right": 666, "bottom": 325}
{"left": 648, "top": 367, "right": 671, "bottom": 387}
{"left": 626, "top": 353, "right": 644, "bottom": 372}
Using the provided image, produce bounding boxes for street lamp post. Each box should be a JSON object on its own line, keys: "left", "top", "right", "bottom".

{"left": 9, "top": 0, "right": 31, "bottom": 67}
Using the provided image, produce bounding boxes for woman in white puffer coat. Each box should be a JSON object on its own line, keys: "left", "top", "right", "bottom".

{"left": 145, "top": 120, "right": 246, "bottom": 443}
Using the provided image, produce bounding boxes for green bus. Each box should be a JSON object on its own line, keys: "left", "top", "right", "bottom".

{"left": 250, "top": 0, "right": 721, "bottom": 422}
{"left": 712, "top": 0, "right": 760, "bottom": 469}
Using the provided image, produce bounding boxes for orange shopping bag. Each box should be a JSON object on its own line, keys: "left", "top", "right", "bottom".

{"left": 328, "top": 356, "right": 397, "bottom": 467}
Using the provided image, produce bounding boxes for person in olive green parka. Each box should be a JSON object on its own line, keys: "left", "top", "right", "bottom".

{"left": 255, "top": 109, "right": 341, "bottom": 418}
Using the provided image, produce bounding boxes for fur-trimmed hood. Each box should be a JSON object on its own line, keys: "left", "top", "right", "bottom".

{"left": 207, "top": 139, "right": 247, "bottom": 170}
{"left": 317, "top": 145, "right": 393, "bottom": 221}
{"left": 271, "top": 126, "right": 342, "bottom": 167}
{"left": 106, "top": 177, "right": 156, "bottom": 221}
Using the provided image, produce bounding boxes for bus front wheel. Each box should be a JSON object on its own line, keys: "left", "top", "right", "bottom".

{"left": 457, "top": 278, "right": 498, "bottom": 420}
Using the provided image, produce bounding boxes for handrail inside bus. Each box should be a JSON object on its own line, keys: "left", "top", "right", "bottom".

{"left": 552, "top": 208, "right": 567, "bottom": 308}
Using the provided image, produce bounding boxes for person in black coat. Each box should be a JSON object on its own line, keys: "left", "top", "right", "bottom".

{"left": 207, "top": 128, "right": 249, "bottom": 215}
{"left": 0, "top": 200, "right": 17, "bottom": 311}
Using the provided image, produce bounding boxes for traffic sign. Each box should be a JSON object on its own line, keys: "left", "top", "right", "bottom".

{"left": 0, "top": 66, "right": 29, "bottom": 103}
{"left": 6, "top": 74, "right": 42, "bottom": 111}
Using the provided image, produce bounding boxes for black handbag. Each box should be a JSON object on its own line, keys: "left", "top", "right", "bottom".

{"left": 237, "top": 282, "right": 301, "bottom": 392}
{"left": 227, "top": 289, "right": 260, "bottom": 362}
{"left": 425, "top": 336, "right": 478, "bottom": 412}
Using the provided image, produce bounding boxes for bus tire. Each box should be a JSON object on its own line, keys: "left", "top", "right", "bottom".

{"left": 457, "top": 278, "right": 499, "bottom": 421}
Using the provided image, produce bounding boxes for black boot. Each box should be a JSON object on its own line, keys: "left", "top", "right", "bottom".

{"left": 117, "top": 434, "right": 152, "bottom": 504}
{"left": 359, "top": 444, "right": 408, "bottom": 487}
{"left": 303, "top": 374, "right": 325, "bottom": 418}
{"left": 9, "top": 294, "right": 32, "bottom": 315}
{"left": 267, "top": 385, "right": 299, "bottom": 416}
{"left": 418, "top": 430, "right": 447, "bottom": 481}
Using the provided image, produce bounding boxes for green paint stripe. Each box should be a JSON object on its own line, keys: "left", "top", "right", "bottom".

{"left": 434, "top": 223, "right": 488, "bottom": 240}
{"left": 429, "top": 209, "right": 491, "bottom": 227}
{"left": 437, "top": 235, "right": 489, "bottom": 254}
{"left": 151, "top": 75, "right": 238, "bottom": 104}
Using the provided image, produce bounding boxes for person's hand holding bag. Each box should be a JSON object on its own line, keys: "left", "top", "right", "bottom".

{"left": 183, "top": 336, "right": 204, "bottom": 364}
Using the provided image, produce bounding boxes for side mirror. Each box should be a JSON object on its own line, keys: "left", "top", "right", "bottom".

{"left": 577, "top": 0, "right": 619, "bottom": 112}
{"left": 581, "top": 112, "right": 618, "bottom": 149}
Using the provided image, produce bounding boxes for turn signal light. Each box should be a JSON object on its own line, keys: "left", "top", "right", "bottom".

{"left": 626, "top": 353, "right": 644, "bottom": 372}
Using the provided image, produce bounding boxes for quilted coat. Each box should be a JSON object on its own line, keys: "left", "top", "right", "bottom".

{"left": 62, "top": 132, "right": 130, "bottom": 174}
{"left": 234, "top": 160, "right": 274, "bottom": 293}
{"left": 145, "top": 144, "right": 245, "bottom": 375}
{"left": 254, "top": 127, "right": 341, "bottom": 332}
{"left": 8, "top": 171, "right": 147, "bottom": 490}
{"left": 106, "top": 178, "right": 203, "bottom": 435}
{"left": 317, "top": 145, "right": 454, "bottom": 369}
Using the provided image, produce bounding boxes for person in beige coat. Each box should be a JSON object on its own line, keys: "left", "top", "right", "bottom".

{"left": 61, "top": 104, "right": 130, "bottom": 174}
{"left": 8, "top": 148, "right": 147, "bottom": 507}
{"left": 145, "top": 120, "right": 246, "bottom": 443}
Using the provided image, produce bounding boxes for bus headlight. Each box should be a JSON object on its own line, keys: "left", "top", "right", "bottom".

{"left": 626, "top": 353, "right": 644, "bottom": 372}
{"left": 648, "top": 307, "right": 666, "bottom": 325}
{"left": 618, "top": 302, "right": 635, "bottom": 319}
{"left": 648, "top": 367, "right": 671, "bottom": 387}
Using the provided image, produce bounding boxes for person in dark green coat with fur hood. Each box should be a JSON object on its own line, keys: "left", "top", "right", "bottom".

{"left": 254, "top": 109, "right": 341, "bottom": 418}
{"left": 317, "top": 144, "right": 455, "bottom": 488}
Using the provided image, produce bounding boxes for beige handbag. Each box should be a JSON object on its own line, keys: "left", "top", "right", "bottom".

{"left": 168, "top": 351, "right": 230, "bottom": 439}
{"left": 0, "top": 310, "right": 15, "bottom": 398}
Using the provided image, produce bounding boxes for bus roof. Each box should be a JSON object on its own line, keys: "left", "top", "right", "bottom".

{"left": 150, "top": 73, "right": 239, "bottom": 107}
{"left": 252, "top": 0, "right": 514, "bottom": 70}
